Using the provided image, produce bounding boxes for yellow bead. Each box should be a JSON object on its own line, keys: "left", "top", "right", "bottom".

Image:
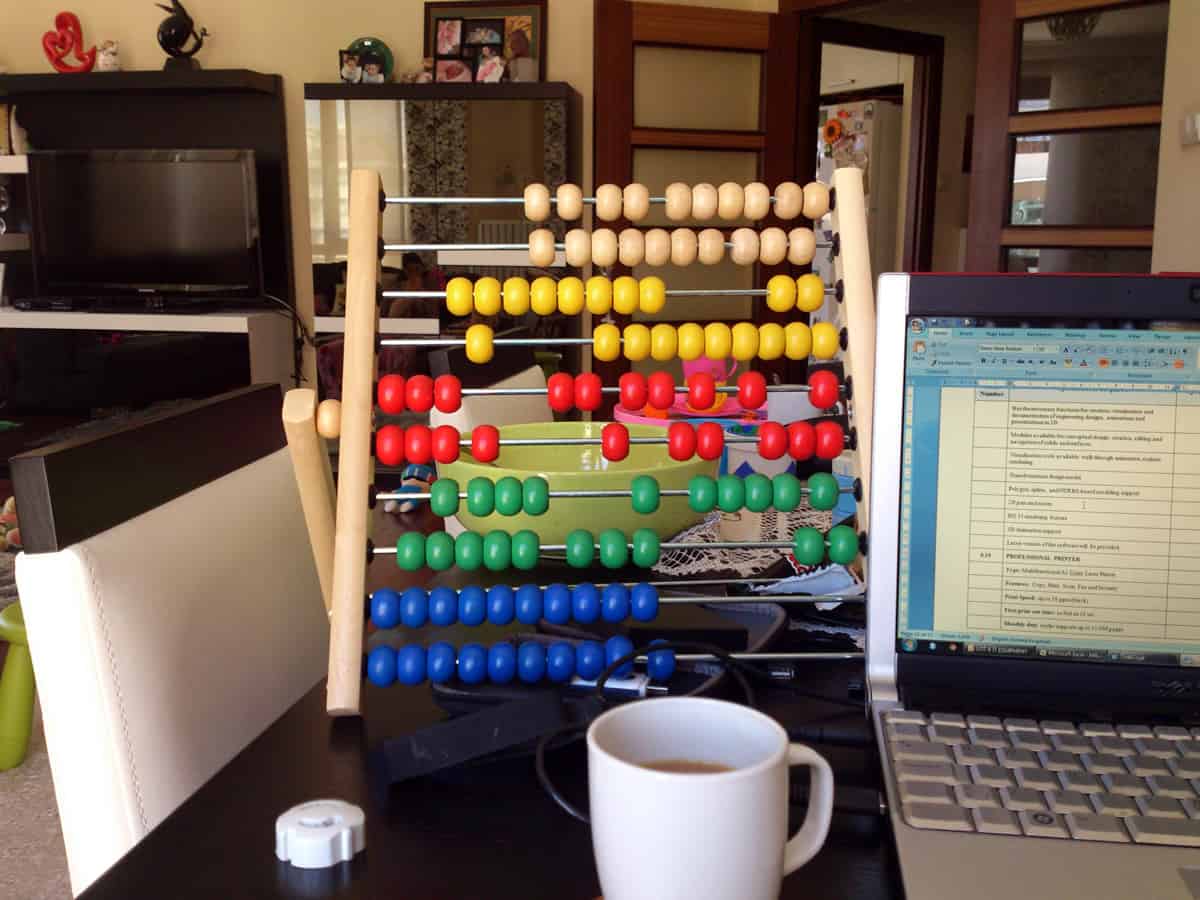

{"left": 731, "top": 322, "right": 759, "bottom": 361}
{"left": 811, "top": 322, "right": 840, "bottom": 360}
{"left": 586, "top": 276, "right": 613, "bottom": 315}
{"left": 593, "top": 323, "right": 621, "bottom": 362}
{"left": 677, "top": 323, "right": 704, "bottom": 361}
{"left": 613, "top": 276, "right": 638, "bottom": 316}
{"left": 502, "top": 277, "right": 530, "bottom": 316}
{"left": 784, "top": 323, "right": 812, "bottom": 360}
{"left": 765, "top": 274, "right": 796, "bottom": 313}
{"left": 758, "top": 323, "right": 785, "bottom": 360}
{"left": 465, "top": 324, "right": 494, "bottom": 364}
{"left": 446, "top": 277, "right": 473, "bottom": 317}
{"left": 557, "top": 276, "right": 585, "bottom": 315}
{"left": 623, "top": 324, "right": 651, "bottom": 361}
{"left": 531, "top": 276, "right": 558, "bottom": 316}
{"left": 638, "top": 276, "right": 666, "bottom": 315}
{"left": 704, "top": 322, "right": 732, "bottom": 360}
{"left": 473, "top": 276, "right": 501, "bottom": 316}
{"left": 795, "top": 274, "right": 825, "bottom": 313}
{"left": 650, "top": 323, "right": 677, "bottom": 361}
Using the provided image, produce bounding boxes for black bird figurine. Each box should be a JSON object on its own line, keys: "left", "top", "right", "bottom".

{"left": 156, "top": 0, "right": 209, "bottom": 70}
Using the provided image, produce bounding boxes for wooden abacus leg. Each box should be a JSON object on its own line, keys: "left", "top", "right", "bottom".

{"left": 283, "top": 388, "right": 337, "bottom": 615}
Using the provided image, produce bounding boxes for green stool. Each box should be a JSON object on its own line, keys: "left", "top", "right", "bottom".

{"left": 0, "top": 603, "right": 34, "bottom": 770}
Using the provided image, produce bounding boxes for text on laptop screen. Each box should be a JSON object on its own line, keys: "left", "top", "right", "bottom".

{"left": 898, "top": 318, "right": 1200, "bottom": 667}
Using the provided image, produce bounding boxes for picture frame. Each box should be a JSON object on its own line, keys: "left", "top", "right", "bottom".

{"left": 424, "top": 1, "right": 547, "bottom": 83}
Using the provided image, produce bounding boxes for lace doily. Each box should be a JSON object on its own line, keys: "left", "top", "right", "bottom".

{"left": 654, "top": 506, "right": 833, "bottom": 579}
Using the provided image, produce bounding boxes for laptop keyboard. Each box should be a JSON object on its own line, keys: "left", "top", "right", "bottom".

{"left": 883, "top": 710, "right": 1200, "bottom": 846}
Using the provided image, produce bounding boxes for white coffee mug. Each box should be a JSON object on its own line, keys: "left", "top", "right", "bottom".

{"left": 588, "top": 697, "right": 834, "bottom": 900}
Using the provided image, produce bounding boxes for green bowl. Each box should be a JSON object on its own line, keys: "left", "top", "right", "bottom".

{"left": 439, "top": 422, "right": 717, "bottom": 545}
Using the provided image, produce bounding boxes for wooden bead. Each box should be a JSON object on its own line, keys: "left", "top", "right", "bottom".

{"left": 556, "top": 183, "right": 583, "bottom": 221}
{"left": 665, "top": 182, "right": 691, "bottom": 221}
{"left": 697, "top": 228, "right": 725, "bottom": 265}
{"left": 595, "top": 183, "right": 623, "bottom": 221}
{"left": 523, "top": 183, "right": 551, "bottom": 222}
{"left": 644, "top": 228, "right": 670, "bottom": 266}
{"left": 565, "top": 228, "right": 591, "bottom": 267}
{"left": 729, "top": 227, "right": 759, "bottom": 266}
{"left": 613, "top": 275, "right": 638, "bottom": 315}
{"left": 759, "top": 227, "right": 787, "bottom": 266}
{"left": 717, "top": 182, "right": 744, "bottom": 220}
{"left": 638, "top": 276, "right": 666, "bottom": 315}
{"left": 796, "top": 273, "right": 825, "bottom": 313}
{"left": 592, "top": 228, "right": 619, "bottom": 268}
{"left": 743, "top": 182, "right": 771, "bottom": 220}
{"left": 316, "top": 399, "right": 341, "bottom": 439}
{"left": 529, "top": 228, "right": 557, "bottom": 267}
{"left": 691, "top": 183, "right": 718, "bottom": 220}
{"left": 618, "top": 228, "right": 645, "bottom": 267}
{"left": 774, "top": 181, "right": 803, "bottom": 220}
{"left": 803, "top": 181, "right": 831, "bottom": 220}
{"left": 586, "top": 275, "right": 613, "bottom": 314}
{"left": 670, "top": 228, "right": 698, "bottom": 267}
{"left": 788, "top": 227, "right": 816, "bottom": 265}
{"left": 623, "top": 183, "right": 651, "bottom": 221}
{"left": 677, "top": 323, "right": 704, "bottom": 361}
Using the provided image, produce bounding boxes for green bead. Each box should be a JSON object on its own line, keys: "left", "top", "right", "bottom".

{"left": 631, "top": 528, "right": 661, "bottom": 568}
{"left": 396, "top": 532, "right": 426, "bottom": 571}
{"left": 424, "top": 531, "right": 455, "bottom": 571}
{"left": 522, "top": 476, "right": 550, "bottom": 516}
{"left": 511, "top": 529, "right": 540, "bottom": 570}
{"left": 483, "top": 530, "right": 512, "bottom": 572}
{"left": 771, "top": 473, "right": 802, "bottom": 512}
{"left": 454, "top": 530, "right": 484, "bottom": 571}
{"left": 744, "top": 473, "right": 772, "bottom": 513}
{"left": 599, "top": 528, "right": 630, "bottom": 569}
{"left": 688, "top": 475, "right": 717, "bottom": 513}
{"left": 717, "top": 475, "right": 746, "bottom": 513}
{"left": 467, "top": 477, "right": 495, "bottom": 517}
{"left": 807, "top": 472, "right": 840, "bottom": 511}
{"left": 494, "top": 476, "right": 523, "bottom": 516}
{"left": 429, "top": 479, "right": 459, "bottom": 518}
{"left": 630, "top": 475, "right": 660, "bottom": 514}
{"left": 792, "top": 527, "right": 825, "bottom": 567}
{"left": 565, "top": 529, "right": 595, "bottom": 569}
{"left": 827, "top": 525, "right": 860, "bottom": 565}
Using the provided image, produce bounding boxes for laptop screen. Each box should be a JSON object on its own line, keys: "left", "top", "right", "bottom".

{"left": 898, "top": 317, "right": 1200, "bottom": 668}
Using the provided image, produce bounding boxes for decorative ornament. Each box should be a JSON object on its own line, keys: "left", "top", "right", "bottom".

{"left": 42, "top": 12, "right": 97, "bottom": 73}
{"left": 346, "top": 36, "right": 394, "bottom": 84}
{"left": 96, "top": 40, "right": 121, "bottom": 71}
{"left": 156, "top": 0, "right": 209, "bottom": 70}
{"left": 1047, "top": 11, "right": 1100, "bottom": 41}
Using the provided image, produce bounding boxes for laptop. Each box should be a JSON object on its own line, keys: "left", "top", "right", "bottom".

{"left": 867, "top": 273, "right": 1200, "bottom": 900}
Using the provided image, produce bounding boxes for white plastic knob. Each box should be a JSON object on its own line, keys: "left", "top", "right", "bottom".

{"left": 276, "top": 800, "right": 365, "bottom": 870}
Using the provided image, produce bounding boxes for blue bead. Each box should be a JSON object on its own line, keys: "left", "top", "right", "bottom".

{"left": 427, "top": 642, "right": 456, "bottom": 684}
{"left": 601, "top": 584, "right": 631, "bottom": 622}
{"left": 543, "top": 583, "right": 571, "bottom": 625}
{"left": 631, "top": 583, "right": 659, "bottom": 622}
{"left": 515, "top": 584, "right": 543, "bottom": 624}
{"left": 429, "top": 587, "right": 458, "bottom": 626}
{"left": 647, "top": 645, "right": 676, "bottom": 683}
{"left": 605, "top": 635, "right": 635, "bottom": 678}
{"left": 366, "top": 645, "right": 397, "bottom": 686}
{"left": 396, "top": 645, "right": 427, "bottom": 685}
{"left": 487, "top": 643, "right": 517, "bottom": 683}
{"left": 458, "top": 643, "right": 487, "bottom": 684}
{"left": 458, "top": 585, "right": 486, "bottom": 627}
{"left": 571, "top": 583, "right": 600, "bottom": 624}
{"left": 546, "top": 642, "right": 576, "bottom": 683}
{"left": 486, "top": 585, "right": 515, "bottom": 625}
{"left": 576, "top": 641, "right": 605, "bottom": 679}
{"left": 399, "top": 588, "right": 428, "bottom": 628}
{"left": 517, "top": 641, "right": 547, "bottom": 683}
{"left": 370, "top": 588, "right": 402, "bottom": 629}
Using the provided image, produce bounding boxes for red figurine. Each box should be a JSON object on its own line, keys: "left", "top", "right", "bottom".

{"left": 43, "top": 12, "right": 97, "bottom": 73}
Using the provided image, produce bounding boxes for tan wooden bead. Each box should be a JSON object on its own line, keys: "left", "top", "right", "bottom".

{"left": 729, "top": 227, "right": 759, "bottom": 266}
{"left": 717, "top": 182, "right": 745, "bottom": 220}
{"left": 758, "top": 227, "right": 788, "bottom": 266}
{"left": 529, "top": 228, "right": 557, "bottom": 267}
{"left": 665, "top": 182, "right": 692, "bottom": 221}
{"left": 774, "top": 181, "right": 803, "bottom": 220}
{"left": 595, "top": 183, "right": 623, "bottom": 222}
{"left": 523, "top": 183, "right": 551, "bottom": 222}
{"left": 556, "top": 183, "right": 583, "bottom": 221}
{"left": 670, "top": 228, "right": 698, "bottom": 266}
{"left": 788, "top": 227, "right": 817, "bottom": 266}
{"left": 697, "top": 228, "right": 725, "bottom": 265}
{"left": 592, "top": 228, "right": 619, "bottom": 268}
{"left": 618, "top": 228, "right": 645, "bottom": 267}
{"left": 803, "top": 181, "right": 832, "bottom": 220}
{"left": 623, "top": 183, "right": 651, "bottom": 222}
{"left": 743, "top": 182, "right": 771, "bottom": 220}
{"left": 565, "top": 229, "right": 591, "bottom": 267}
{"left": 691, "top": 183, "right": 718, "bottom": 220}
{"left": 644, "top": 228, "right": 671, "bottom": 266}
{"left": 316, "top": 399, "right": 341, "bottom": 439}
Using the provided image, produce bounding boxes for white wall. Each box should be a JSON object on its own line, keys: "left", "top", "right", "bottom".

{"left": 1152, "top": 0, "right": 1200, "bottom": 272}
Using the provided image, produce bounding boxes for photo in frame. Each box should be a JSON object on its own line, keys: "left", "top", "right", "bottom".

{"left": 424, "top": 1, "right": 546, "bottom": 82}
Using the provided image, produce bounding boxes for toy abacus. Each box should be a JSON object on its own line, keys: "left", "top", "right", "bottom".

{"left": 285, "top": 169, "right": 875, "bottom": 717}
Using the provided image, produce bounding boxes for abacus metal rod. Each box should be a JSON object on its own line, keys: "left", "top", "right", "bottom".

{"left": 658, "top": 594, "right": 862, "bottom": 605}
{"left": 380, "top": 335, "right": 840, "bottom": 348}
{"left": 382, "top": 195, "right": 802, "bottom": 206}
{"left": 380, "top": 286, "right": 837, "bottom": 299}
{"left": 374, "top": 539, "right": 849, "bottom": 556}
{"left": 375, "top": 485, "right": 856, "bottom": 502}
{"left": 445, "top": 383, "right": 840, "bottom": 398}
{"left": 667, "top": 652, "right": 862, "bottom": 662}
{"left": 449, "top": 435, "right": 848, "bottom": 447}
{"left": 382, "top": 241, "right": 832, "bottom": 252}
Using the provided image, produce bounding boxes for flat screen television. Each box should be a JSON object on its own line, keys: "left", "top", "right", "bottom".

{"left": 28, "top": 149, "right": 263, "bottom": 299}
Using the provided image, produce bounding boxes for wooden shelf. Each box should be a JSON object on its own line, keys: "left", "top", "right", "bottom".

{"left": 0, "top": 307, "right": 282, "bottom": 333}
{"left": 0, "top": 69, "right": 280, "bottom": 98}
{"left": 0, "top": 155, "right": 27, "bottom": 174}
{"left": 303, "top": 81, "right": 577, "bottom": 102}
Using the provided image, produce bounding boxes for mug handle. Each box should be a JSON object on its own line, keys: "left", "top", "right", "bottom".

{"left": 782, "top": 744, "right": 834, "bottom": 875}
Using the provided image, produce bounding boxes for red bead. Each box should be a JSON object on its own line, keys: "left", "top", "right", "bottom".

{"left": 375, "top": 425, "right": 406, "bottom": 467}
{"left": 687, "top": 372, "right": 716, "bottom": 411}
{"left": 696, "top": 422, "right": 724, "bottom": 461}
{"left": 405, "top": 424, "right": 433, "bottom": 465}
{"left": 471, "top": 424, "right": 501, "bottom": 463}
{"left": 432, "top": 424, "right": 460, "bottom": 464}
{"left": 547, "top": 372, "right": 574, "bottom": 413}
{"left": 433, "top": 375, "right": 462, "bottom": 414}
{"left": 815, "top": 420, "right": 845, "bottom": 460}
{"left": 406, "top": 375, "right": 435, "bottom": 414}
{"left": 575, "top": 373, "right": 603, "bottom": 412}
{"left": 667, "top": 422, "right": 697, "bottom": 461}
{"left": 647, "top": 371, "right": 676, "bottom": 411}
{"left": 807, "top": 370, "right": 839, "bottom": 411}
{"left": 787, "top": 422, "right": 816, "bottom": 461}
{"left": 377, "top": 374, "right": 406, "bottom": 414}
{"left": 757, "top": 421, "right": 788, "bottom": 460}
{"left": 601, "top": 422, "right": 630, "bottom": 461}
{"left": 737, "top": 371, "right": 768, "bottom": 411}
{"left": 619, "top": 372, "right": 648, "bottom": 412}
